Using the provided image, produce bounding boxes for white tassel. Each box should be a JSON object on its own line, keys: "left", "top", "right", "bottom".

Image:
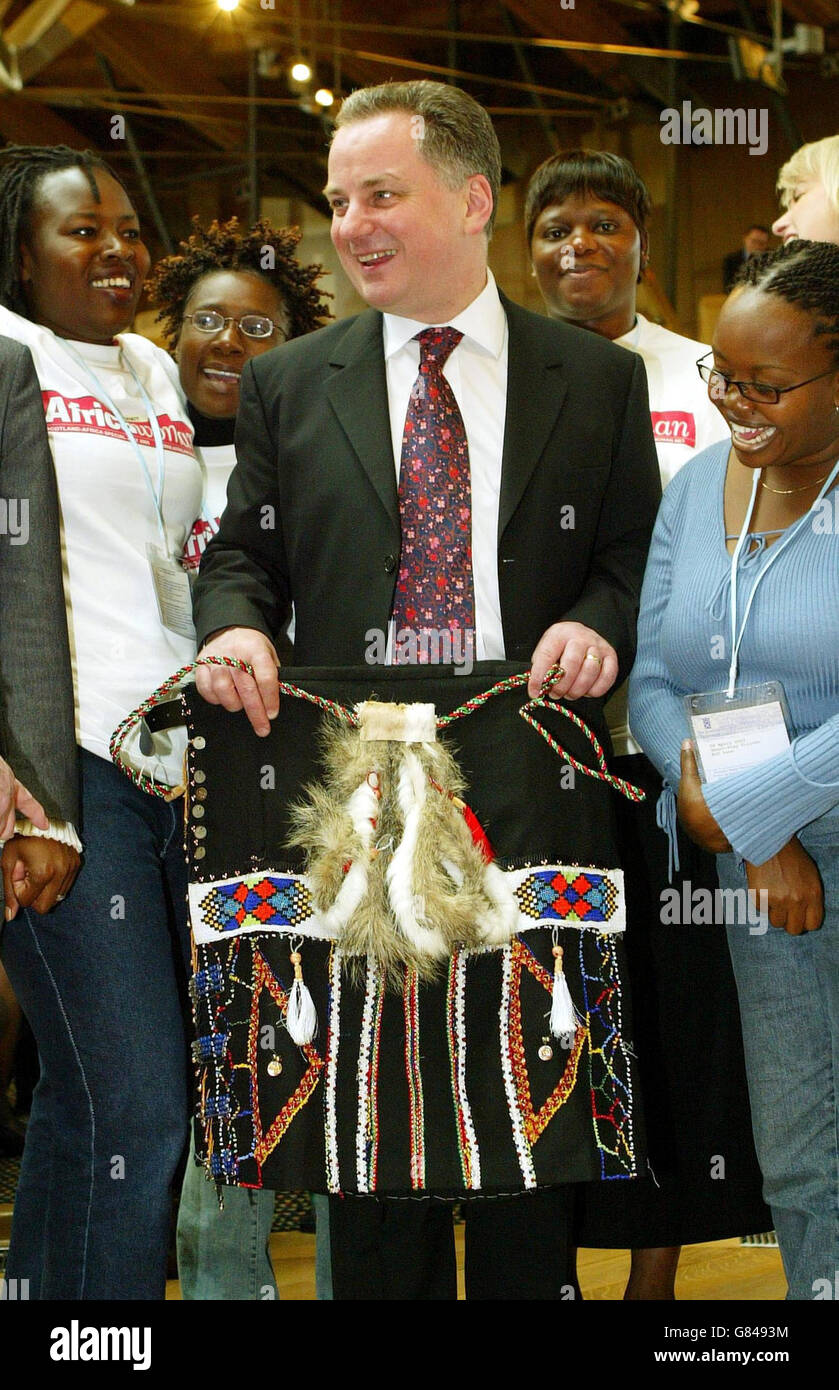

{"left": 287, "top": 948, "right": 317, "bottom": 1045}
{"left": 549, "top": 944, "right": 576, "bottom": 1040}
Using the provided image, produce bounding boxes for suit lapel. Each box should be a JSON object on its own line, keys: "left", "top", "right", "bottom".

{"left": 325, "top": 310, "right": 399, "bottom": 530}
{"left": 498, "top": 295, "right": 568, "bottom": 537}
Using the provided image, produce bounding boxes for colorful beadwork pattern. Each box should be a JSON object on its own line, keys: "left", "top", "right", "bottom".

{"left": 356, "top": 959, "right": 383, "bottom": 1193}
{"left": 505, "top": 938, "right": 586, "bottom": 1146}
{"left": 192, "top": 874, "right": 315, "bottom": 938}
{"left": 247, "top": 949, "right": 324, "bottom": 1170}
{"left": 190, "top": 865, "right": 625, "bottom": 945}
{"left": 403, "top": 969, "right": 426, "bottom": 1190}
{"left": 192, "top": 923, "right": 637, "bottom": 1194}
{"left": 577, "top": 931, "right": 636, "bottom": 1179}
{"left": 446, "top": 950, "right": 482, "bottom": 1190}
{"left": 514, "top": 868, "right": 622, "bottom": 928}
{"left": 324, "top": 948, "right": 342, "bottom": 1193}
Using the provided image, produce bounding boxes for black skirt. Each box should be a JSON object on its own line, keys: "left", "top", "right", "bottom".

{"left": 182, "top": 662, "right": 644, "bottom": 1197}
{"left": 573, "top": 753, "right": 771, "bottom": 1247}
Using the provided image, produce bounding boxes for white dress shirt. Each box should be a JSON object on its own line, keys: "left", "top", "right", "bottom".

{"left": 382, "top": 271, "right": 508, "bottom": 661}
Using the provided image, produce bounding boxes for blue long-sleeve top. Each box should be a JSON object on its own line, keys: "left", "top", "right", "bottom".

{"left": 629, "top": 439, "right": 839, "bottom": 865}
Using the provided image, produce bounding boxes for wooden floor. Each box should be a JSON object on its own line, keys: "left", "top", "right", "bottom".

{"left": 166, "top": 1229, "right": 787, "bottom": 1300}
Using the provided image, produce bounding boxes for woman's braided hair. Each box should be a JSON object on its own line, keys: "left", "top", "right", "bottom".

{"left": 147, "top": 216, "right": 331, "bottom": 349}
{"left": 0, "top": 144, "right": 129, "bottom": 316}
{"left": 739, "top": 238, "right": 839, "bottom": 364}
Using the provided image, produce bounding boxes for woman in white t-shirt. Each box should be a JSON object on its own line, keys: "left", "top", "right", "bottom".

{"left": 0, "top": 145, "right": 202, "bottom": 1299}
{"left": 525, "top": 150, "right": 769, "bottom": 1298}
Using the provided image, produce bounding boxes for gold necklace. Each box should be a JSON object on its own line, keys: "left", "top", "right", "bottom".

{"left": 759, "top": 470, "right": 831, "bottom": 495}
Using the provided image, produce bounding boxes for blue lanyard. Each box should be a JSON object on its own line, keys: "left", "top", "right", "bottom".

{"left": 727, "top": 456, "right": 839, "bottom": 697}
{"left": 60, "top": 339, "right": 170, "bottom": 553}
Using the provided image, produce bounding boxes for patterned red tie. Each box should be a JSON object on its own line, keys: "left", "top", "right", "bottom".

{"left": 391, "top": 327, "right": 475, "bottom": 663}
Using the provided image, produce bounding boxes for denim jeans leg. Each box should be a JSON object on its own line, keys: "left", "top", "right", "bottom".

{"left": 177, "top": 1134, "right": 279, "bottom": 1300}
{"left": 1, "top": 749, "right": 190, "bottom": 1299}
{"left": 312, "top": 1192, "right": 332, "bottom": 1300}
{"left": 719, "top": 841, "right": 839, "bottom": 1300}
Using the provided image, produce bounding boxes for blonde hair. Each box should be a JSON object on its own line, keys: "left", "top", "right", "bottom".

{"left": 776, "top": 135, "right": 839, "bottom": 215}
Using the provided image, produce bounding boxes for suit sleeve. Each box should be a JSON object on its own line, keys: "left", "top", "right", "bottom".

{"left": 192, "top": 357, "right": 293, "bottom": 650}
{"left": 559, "top": 352, "right": 661, "bottom": 682}
{"left": 0, "top": 343, "right": 79, "bottom": 825}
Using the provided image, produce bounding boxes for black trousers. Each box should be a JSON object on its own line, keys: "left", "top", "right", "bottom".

{"left": 328, "top": 1188, "right": 578, "bottom": 1300}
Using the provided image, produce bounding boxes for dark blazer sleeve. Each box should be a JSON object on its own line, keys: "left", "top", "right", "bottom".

{"left": 0, "top": 339, "right": 79, "bottom": 824}
{"left": 557, "top": 350, "right": 660, "bottom": 680}
{"left": 497, "top": 303, "right": 660, "bottom": 683}
{"left": 193, "top": 312, "right": 402, "bottom": 663}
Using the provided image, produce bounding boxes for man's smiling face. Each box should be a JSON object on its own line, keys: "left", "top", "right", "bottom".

{"left": 325, "top": 110, "right": 490, "bottom": 324}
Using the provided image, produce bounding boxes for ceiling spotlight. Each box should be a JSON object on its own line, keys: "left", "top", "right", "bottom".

{"left": 217, "top": 0, "right": 239, "bottom": 11}
{"left": 291, "top": 60, "right": 312, "bottom": 83}
{"left": 315, "top": 88, "right": 334, "bottom": 107}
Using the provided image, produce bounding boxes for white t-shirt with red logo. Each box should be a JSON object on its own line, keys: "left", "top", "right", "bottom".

{"left": 0, "top": 305, "right": 201, "bottom": 763}
{"left": 609, "top": 314, "right": 729, "bottom": 754}
{"left": 182, "top": 439, "right": 234, "bottom": 574}
{"left": 615, "top": 314, "right": 729, "bottom": 487}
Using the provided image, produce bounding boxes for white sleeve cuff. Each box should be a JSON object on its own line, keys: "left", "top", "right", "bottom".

{"left": 14, "top": 818, "right": 83, "bottom": 852}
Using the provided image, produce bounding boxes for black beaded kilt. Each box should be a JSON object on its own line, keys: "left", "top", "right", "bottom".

{"left": 182, "top": 662, "right": 644, "bottom": 1197}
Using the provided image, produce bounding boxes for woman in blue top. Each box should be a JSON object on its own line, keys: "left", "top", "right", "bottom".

{"left": 630, "top": 238, "right": 839, "bottom": 1300}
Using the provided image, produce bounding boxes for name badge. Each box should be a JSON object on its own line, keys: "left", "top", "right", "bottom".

{"left": 684, "top": 682, "right": 791, "bottom": 784}
{"left": 147, "top": 543, "right": 195, "bottom": 640}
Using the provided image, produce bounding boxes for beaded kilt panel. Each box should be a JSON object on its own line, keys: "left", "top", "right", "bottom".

{"left": 183, "top": 662, "right": 641, "bottom": 1196}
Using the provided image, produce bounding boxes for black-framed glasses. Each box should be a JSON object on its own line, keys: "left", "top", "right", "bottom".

{"left": 183, "top": 310, "right": 288, "bottom": 341}
{"left": 696, "top": 352, "right": 834, "bottom": 405}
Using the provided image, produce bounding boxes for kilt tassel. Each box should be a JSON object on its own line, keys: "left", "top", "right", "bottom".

{"left": 549, "top": 941, "right": 577, "bottom": 1041}
{"left": 287, "top": 942, "right": 318, "bottom": 1045}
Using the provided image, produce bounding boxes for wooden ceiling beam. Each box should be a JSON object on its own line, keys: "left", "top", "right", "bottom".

{"left": 0, "top": 90, "right": 88, "bottom": 143}
{"left": 92, "top": 25, "right": 246, "bottom": 150}
{"left": 15, "top": 1, "right": 106, "bottom": 84}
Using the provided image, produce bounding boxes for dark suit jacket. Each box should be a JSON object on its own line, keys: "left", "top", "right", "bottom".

{"left": 194, "top": 294, "right": 661, "bottom": 682}
{"left": 0, "top": 337, "right": 79, "bottom": 824}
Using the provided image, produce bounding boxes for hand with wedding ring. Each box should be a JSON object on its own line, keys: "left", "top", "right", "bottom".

{"left": 528, "top": 621, "right": 619, "bottom": 700}
{"left": 2, "top": 837, "right": 80, "bottom": 921}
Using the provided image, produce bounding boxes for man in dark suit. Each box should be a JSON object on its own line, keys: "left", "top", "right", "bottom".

{"left": 723, "top": 224, "right": 771, "bottom": 291}
{"left": 193, "top": 80, "right": 660, "bottom": 1299}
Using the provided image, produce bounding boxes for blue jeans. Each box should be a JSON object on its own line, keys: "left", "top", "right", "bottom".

{"left": 176, "top": 1147, "right": 333, "bottom": 1300}
{"left": 719, "top": 808, "right": 839, "bottom": 1300}
{"left": 1, "top": 749, "right": 190, "bottom": 1300}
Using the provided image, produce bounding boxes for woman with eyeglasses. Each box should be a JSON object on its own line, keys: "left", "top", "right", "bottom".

{"left": 0, "top": 144, "right": 204, "bottom": 1299}
{"left": 147, "top": 217, "right": 331, "bottom": 1300}
{"left": 526, "top": 149, "right": 768, "bottom": 1300}
{"left": 630, "top": 239, "right": 839, "bottom": 1300}
{"left": 148, "top": 218, "right": 328, "bottom": 590}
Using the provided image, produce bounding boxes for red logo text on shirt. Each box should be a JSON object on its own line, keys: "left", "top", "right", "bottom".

{"left": 650, "top": 411, "right": 696, "bottom": 447}
{"left": 42, "top": 391, "right": 194, "bottom": 457}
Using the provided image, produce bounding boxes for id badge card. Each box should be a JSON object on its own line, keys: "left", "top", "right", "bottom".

{"left": 147, "top": 543, "right": 195, "bottom": 640}
{"left": 684, "top": 682, "right": 791, "bottom": 784}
